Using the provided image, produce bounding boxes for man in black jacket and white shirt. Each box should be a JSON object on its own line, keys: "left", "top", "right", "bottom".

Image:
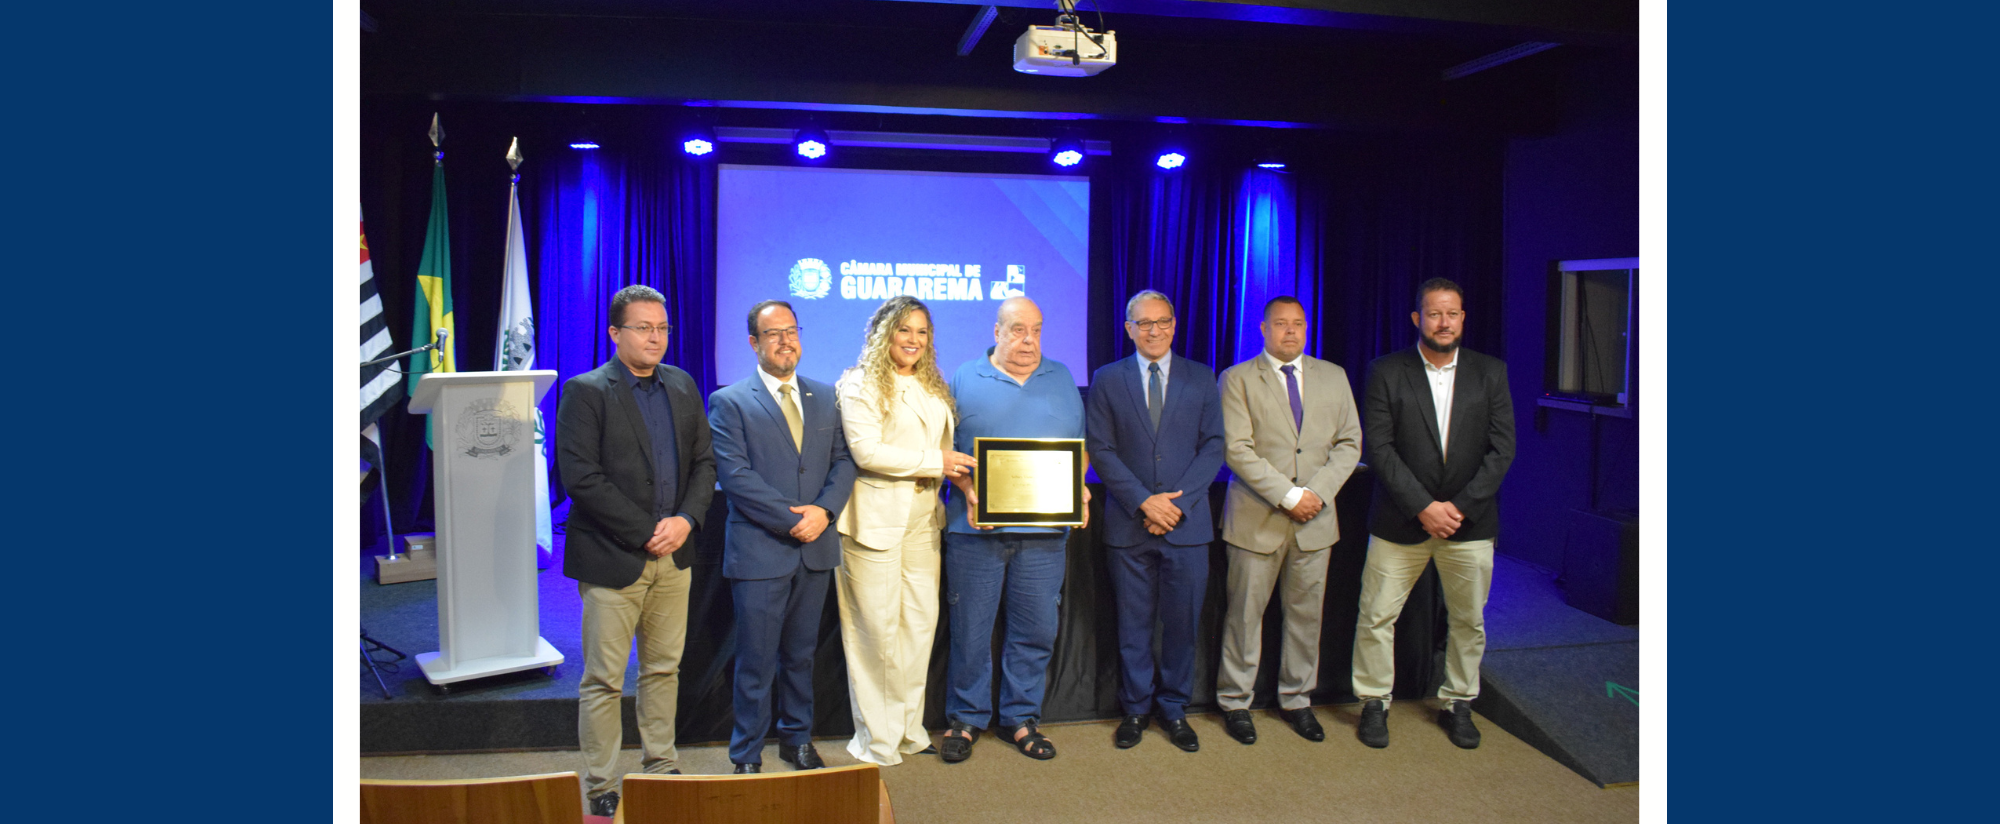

{"left": 1351, "top": 278, "right": 1516, "bottom": 751}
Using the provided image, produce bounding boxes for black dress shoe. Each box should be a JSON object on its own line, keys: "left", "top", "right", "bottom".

{"left": 1157, "top": 717, "right": 1200, "bottom": 752}
{"left": 733, "top": 763, "right": 761, "bottom": 774}
{"left": 779, "top": 742, "right": 826, "bottom": 770}
{"left": 1438, "top": 700, "right": 1481, "bottom": 749}
{"left": 587, "top": 791, "right": 619, "bottom": 816}
{"left": 1223, "top": 709, "right": 1257, "bottom": 745}
{"left": 1115, "top": 714, "right": 1149, "bottom": 749}
{"left": 1357, "top": 699, "right": 1389, "bottom": 748}
{"left": 1281, "top": 707, "right": 1325, "bottom": 742}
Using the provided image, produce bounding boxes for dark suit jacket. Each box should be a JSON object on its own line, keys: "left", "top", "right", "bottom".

{"left": 707, "top": 374, "right": 856, "bottom": 580}
{"left": 555, "top": 359, "right": 716, "bottom": 586}
{"left": 1085, "top": 353, "right": 1227, "bottom": 547}
{"left": 1363, "top": 346, "right": 1516, "bottom": 544}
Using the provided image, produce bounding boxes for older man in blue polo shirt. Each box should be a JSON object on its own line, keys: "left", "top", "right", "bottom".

{"left": 938, "top": 296, "right": 1090, "bottom": 764}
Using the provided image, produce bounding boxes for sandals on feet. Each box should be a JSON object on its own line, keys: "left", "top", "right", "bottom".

{"left": 939, "top": 720, "right": 979, "bottom": 763}
{"left": 997, "top": 719, "right": 1057, "bottom": 760}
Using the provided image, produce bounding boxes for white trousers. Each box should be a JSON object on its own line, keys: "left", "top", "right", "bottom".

{"left": 836, "top": 492, "right": 942, "bottom": 766}
{"left": 1351, "top": 534, "right": 1495, "bottom": 705}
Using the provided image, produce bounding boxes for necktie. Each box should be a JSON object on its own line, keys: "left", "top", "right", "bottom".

{"left": 1147, "top": 361, "right": 1164, "bottom": 431}
{"left": 778, "top": 384, "right": 804, "bottom": 451}
{"left": 1280, "top": 364, "right": 1303, "bottom": 433}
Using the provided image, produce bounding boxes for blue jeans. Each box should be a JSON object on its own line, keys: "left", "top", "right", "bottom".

{"left": 943, "top": 532, "right": 1067, "bottom": 729}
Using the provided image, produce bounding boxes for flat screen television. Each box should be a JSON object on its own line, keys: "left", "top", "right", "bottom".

{"left": 1544, "top": 257, "right": 1637, "bottom": 407}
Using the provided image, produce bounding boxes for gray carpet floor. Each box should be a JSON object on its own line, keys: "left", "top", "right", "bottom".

{"left": 362, "top": 700, "right": 1636, "bottom": 823}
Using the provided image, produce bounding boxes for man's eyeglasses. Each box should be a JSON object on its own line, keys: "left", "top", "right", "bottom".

{"left": 757, "top": 326, "right": 804, "bottom": 342}
{"left": 1129, "top": 318, "right": 1175, "bottom": 333}
{"left": 617, "top": 324, "right": 672, "bottom": 338}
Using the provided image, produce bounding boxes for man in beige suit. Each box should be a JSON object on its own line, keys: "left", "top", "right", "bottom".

{"left": 1215, "top": 295, "right": 1362, "bottom": 745}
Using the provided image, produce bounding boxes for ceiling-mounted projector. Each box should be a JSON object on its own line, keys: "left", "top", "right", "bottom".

{"left": 1013, "top": 2, "right": 1115, "bottom": 77}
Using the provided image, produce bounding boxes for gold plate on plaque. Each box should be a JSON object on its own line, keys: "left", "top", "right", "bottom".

{"left": 972, "top": 437, "right": 1085, "bottom": 527}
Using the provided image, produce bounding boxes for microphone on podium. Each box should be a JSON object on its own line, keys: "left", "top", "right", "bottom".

{"left": 359, "top": 326, "right": 454, "bottom": 370}
{"left": 426, "top": 327, "right": 451, "bottom": 372}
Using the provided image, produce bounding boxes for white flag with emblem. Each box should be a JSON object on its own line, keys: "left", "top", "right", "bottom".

{"left": 495, "top": 138, "right": 553, "bottom": 566}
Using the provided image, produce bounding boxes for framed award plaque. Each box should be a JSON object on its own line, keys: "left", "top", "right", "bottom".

{"left": 971, "top": 437, "right": 1086, "bottom": 527}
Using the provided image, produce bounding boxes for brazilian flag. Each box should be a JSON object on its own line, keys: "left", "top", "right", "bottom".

{"left": 409, "top": 159, "right": 455, "bottom": 446}
{"left": 408, "top": 161, "right": 455, "bottom": 393}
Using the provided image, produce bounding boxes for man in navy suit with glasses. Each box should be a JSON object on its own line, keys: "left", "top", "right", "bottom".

{"left": 1085, "top": 289, "right": 1226, "bottom": 753}
{"left": 707, "top": 300, "right": 857, "bottom": 775}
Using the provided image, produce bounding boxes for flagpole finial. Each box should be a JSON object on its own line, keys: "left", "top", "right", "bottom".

{"left": 430, "top": 113, "right": 445, "bottom": 166}
{"left": 506, "top": 137, "right": 524, "bottom": 180}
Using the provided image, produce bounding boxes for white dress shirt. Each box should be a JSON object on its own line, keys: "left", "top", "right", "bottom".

{"left": 1420, "top": 346, "right": 1458, "bottom": 460}
{"left": 758, "top": 366, "right": 801, "bottom": 405}
{"left": 1262, "top": 350, "right": 1311, "bottom": 510}
{"left": 1262, "top": 349, "right": 1304, "bottom": 394}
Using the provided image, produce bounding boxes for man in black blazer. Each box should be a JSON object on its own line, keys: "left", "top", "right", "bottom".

{"left": 555, "top": 285, "right": 716, "bottom": 815}
{"left": 1084, "top": 290, "right": 1225, "bottom": 753}
{"left": 708, "top": 300, "right": 855, "bottom": 774}
{"left": 1350, "top": 278, "right": 1515, "bottom": 751}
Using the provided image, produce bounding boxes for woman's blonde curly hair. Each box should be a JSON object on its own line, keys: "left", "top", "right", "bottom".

{"left": 845, "top": 295, "right": 955, "bottom": 418}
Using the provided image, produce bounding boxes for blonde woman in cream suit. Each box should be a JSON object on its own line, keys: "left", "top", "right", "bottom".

{"left": 834, "top": 296, "right": 979, "bottom": 766}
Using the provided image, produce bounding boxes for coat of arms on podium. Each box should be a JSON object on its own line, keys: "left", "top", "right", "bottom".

{"left": 457, "top": 398, "right": 523, "bottom": 458}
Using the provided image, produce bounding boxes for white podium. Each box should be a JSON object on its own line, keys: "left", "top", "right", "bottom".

{"left": 407, "top": 370, "right": 565, "bottom": 688}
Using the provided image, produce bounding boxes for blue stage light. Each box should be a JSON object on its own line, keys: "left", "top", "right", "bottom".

{"left": 570, "top": 142, "right": 601, "bottom": 150}
{"left": 1257, "top": 161, "right": 1286, "bottom": 170}
{"left": 794, "top": 127, "right": 831, "bottom": 160}
{"left": 683, "top": 138, "right": 714, "bottom": 156}
{"left": 1156, "top": 152, "right": 1186, "bottom": 170}
{"left": 1050, "top": 135, "right": 1086, "bottom": 168}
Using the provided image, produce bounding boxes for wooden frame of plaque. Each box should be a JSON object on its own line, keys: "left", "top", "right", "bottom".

{"left": 971, "top": 437, "right": 1086, "bottom": 527}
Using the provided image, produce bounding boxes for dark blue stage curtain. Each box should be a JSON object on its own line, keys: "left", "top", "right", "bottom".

{"left": 1107, "top": 164, "right": 1326, "bottom": 371}
{"left": 1106, "top": 134, "right": 1504, "bottom": 399}
{"left": 1316, "top": 135, "right": 1506, "bottom": 379}
{"left": 531, "top": 143, "right": 716, "bottom": 500}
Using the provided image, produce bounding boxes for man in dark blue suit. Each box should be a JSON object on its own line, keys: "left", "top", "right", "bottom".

{"left": 708, "top": 300, "right": 856, "bottom": 774}
{"left": 1085, "top": 290, "right": 1226, "bottom": 753}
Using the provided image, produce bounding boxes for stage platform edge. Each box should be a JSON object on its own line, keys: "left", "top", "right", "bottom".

{"left": 1471, "top": 641, "right": 1639, "bottom": 787}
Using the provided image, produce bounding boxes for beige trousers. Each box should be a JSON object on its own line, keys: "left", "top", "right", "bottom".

{"left": 1351, "top": 534, "right": 1495, "bottom": 705}
{"left": 577, "top": 555, "right": 690, "bottom": 798}
{"left": 836, "top": 492, "right": 942, "bottom": 766}
{"left": 1216, "top": 538, "right": 1332, "bottom": 712}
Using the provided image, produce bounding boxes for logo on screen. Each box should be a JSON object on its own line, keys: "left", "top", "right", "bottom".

{"left": 789, "top": 258, "right": 833, "bottom": 300}
{"left": 989, "top": 264, "right": 1026, "bottom": 300}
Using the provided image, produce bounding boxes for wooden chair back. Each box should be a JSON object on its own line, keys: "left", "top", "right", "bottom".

{"left": 615, "top": 763, "right": 892, "bottom": 824}
{"left": 360, "top": 771, "right": 583, "bottom": 824}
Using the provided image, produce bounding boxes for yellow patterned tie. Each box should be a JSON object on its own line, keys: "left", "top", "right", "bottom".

{"left": 779, "top": 384, "right": 804, "bottom": 451}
